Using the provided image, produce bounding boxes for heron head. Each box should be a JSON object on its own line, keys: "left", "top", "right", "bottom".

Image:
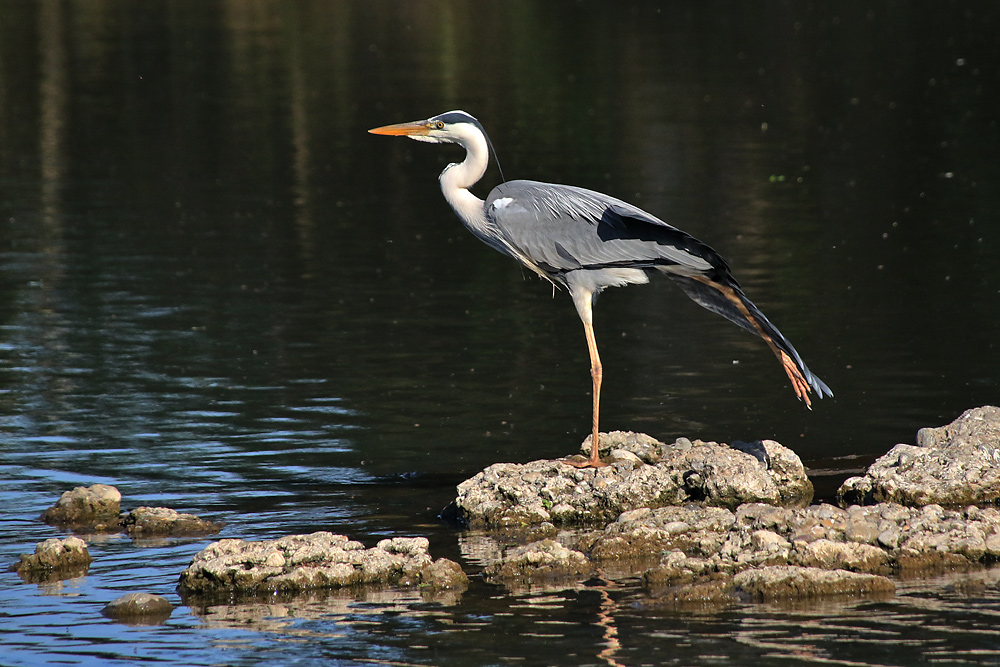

{"left": 369, "top": 110, "right": 485, "bottom": 146}
{"left": 370, "top": 110, "right": 505, "bottom": 182}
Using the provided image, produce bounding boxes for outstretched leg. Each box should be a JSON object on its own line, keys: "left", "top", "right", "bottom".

{"left": 688, "top": 275, "right": 818, "bottom": 408}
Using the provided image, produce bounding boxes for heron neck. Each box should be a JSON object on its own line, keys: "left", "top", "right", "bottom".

{"left": 439, "top": 139, "right": 489, "bottom": 232}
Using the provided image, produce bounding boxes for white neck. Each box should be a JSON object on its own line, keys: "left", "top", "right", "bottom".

{"left": 438, "top": 125, "right": 490, "bottom": 234}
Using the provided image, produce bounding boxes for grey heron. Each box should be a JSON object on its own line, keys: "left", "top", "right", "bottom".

{"left": 370, "top": 110, "right": 832, "bottom": 468}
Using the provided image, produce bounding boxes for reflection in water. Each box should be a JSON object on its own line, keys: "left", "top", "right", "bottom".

{"left": 188, "top": 586, "right": 461, "bottom": 634}
{"left": 2, "top": 1, "right": 1000, "bottom": 666}
{"left": 30, "top": 575, "right": 90, "bottom": 598}
{"left": 38, "top": 0, "right": 66, "bottom": 228}
{"left": 596, "top": 578, "right": 626, "bottom": 667}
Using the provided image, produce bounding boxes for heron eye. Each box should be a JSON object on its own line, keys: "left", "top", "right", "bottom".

{"left": 435, "top": 121, "right": 445, "bottom": 129}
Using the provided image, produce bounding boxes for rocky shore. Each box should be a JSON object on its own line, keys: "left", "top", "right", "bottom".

{"left": 455, "top": 406, "right": 1000, "bottom": 603}
{"left": 12, "top": 405, "right": 1000, "bottom": 614}
{"left": 468, "top": 500, "right": 999, "bottom": 602}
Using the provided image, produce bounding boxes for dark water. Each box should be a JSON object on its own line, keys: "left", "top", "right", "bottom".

{"left": 2, "top": 1, "right": 1000, "bottom": 665}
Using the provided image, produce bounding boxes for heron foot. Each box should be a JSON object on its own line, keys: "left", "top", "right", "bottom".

{"left": 779, "top": 350, "right": 813, "bottom": 409}
{"left": 561, "top": 455, "right": 610, "bottom": 469}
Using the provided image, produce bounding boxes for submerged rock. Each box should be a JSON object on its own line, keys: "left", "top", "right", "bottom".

{"left": 102, "top": 592, "right": 174, "bottom": 624}
{"left": 39, "top": 486, "right": 223, "bottom": 538}
{"left": 482, "top": 539, "right": 591, "bottom": 585}
{"left": 732, "top": 565, "right": 894, "bottom": 602}
{"left": 417, "top": 557, "right": 470, "bottom": 591}
{"left": 122, "top": 507, "right": 224, "bottom": 538}
{"left": 12, "top": 536, "right": 92, "bottom": 582}
{"left": 40, "top": 484, "right": 121, "bottom": 532}
{"left": 838, "top": 406, "right": 1000, "bottom": 507}
{"left": 453, "top": 432, "right": 812, "bottom": 529}
{"left": 178, "top": 532, "right": 467, "bottom": 598}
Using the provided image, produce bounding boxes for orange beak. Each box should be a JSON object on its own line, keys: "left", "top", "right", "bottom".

{"left": 368, "top": 120, "right": 432, "bottom": 137}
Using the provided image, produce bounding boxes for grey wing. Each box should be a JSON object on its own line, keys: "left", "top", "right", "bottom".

{"left": 484, "top": 180, "right": 722, "bottom": 281}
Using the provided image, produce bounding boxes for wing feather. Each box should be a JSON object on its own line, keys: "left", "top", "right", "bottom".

{"left": 485, "top": 180, "right": 719, "bottom": 278}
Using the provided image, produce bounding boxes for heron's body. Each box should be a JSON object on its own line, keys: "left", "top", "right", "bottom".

{"left": 371, "top": 110, "right": 831, "bottom": 467}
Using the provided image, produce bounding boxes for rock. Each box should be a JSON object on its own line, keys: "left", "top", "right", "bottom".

{"left": 646, "top": 575, "right": 740, "bottom": 605}
{"left": 453, "top": 432, "right": 812, "bottom": 529}
{"left": 12, "top": 537, "right": 92, "bottom": 582}
{"left": 101, "top": 592, "right": 174, "bottom": 624}
{"left": 733, "top": 566, "right": 895, "bottom": 601}
{"left": 589, "top": 506, "right": 736, "bottom": 563}
{"left": 838, "top": 406, "right": 1000, "bottom": 507}
{"left": 646, "top": 564, "right": 895, "bottom": 606}
{"left": 582, "top": 430, "right": 665, "bottom": 464}
{"left": 916, "top": 406, "right": 1000, "bottom": 449}
{"left": 751, "top": 530, "right": 792, "bottom": 554}
{"left": 482, "top": 539, "right": 591, "bottom": 584}
{"left": 122, "top": 507, "right": 224, "bottom": 538}
{"left": 177, "top": 532, "right": 465, "bottom": 598}
{"left": 456, "top": 414, "right": 1000, "bottom": 603}
{"left": 416, "top": 557, "right": 469, "bottom": 591}
{"left": 669, "top": 438, "right": 811, "bottom": 507}
{"left": 642, "top": 550, "right": 720, "bottom": 590}
{"left": 843, "top": 517, "right": 880, "bottom": 544}
{"left": 793, "top": 539, "right": 891, "bottom": 574}
{"left": 475, "top": 498, "right": 1000, "bottom": 601}
{"left": 40, "top": 484, "right": 121, "bottom": 531}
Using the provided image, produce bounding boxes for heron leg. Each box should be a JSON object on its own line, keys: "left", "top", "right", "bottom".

{"left": 563, "top": 285, "right": 609, "bottom": 468}
{"left": 564, "top": 319, "right": 608, "bottom": 468}
{"left": 584, "top": 321, "right": 605, "bottom": 467}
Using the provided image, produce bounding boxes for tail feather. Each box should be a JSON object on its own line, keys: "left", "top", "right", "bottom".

{"left": 665, "top": 273, "right": 832, "bottom": 404}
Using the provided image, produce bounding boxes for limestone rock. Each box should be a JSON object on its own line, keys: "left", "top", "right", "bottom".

{"left": 733, "top": 565, "right": 895, "bottom": 601}
{"left": 453, "top": 432, "right": 812, "bottom": 529}
{"left": 642, "top": 550, "right": 721, "bottom": 591}
{"left": 102, "top": 592, "right": 174, "bottom": 624}
{"left": 589, "top": 506, "right": 736, "bottom": 563}
{"left": 177, "top": 532, "right": 465, "bottom": 597}
{"left": 482, "top": 539, "right": 591, "bottom": 583}
{"left": 646, "top": 564, "right": 894, "bottom": 606}
{"left": 792, "top": 538, "right": 891, "bottom": 574}
{"left": 581, "top": 430, "right": 665, "bottom": 464}
{"left": 122, "top": 507, "right": 224, "bottom": 538}
{"left": 477, "top": 500, "right": 1000, "bottom": 602}
{"left": 40, "top": 484, "right": 121, "bottom": 531}
{"left": 454, "top": 414, "right": 1000, "bottom": 604}
{"left": 12, "top": 536, "right": 92, "bottom": 582}
{"left": 417, "top": 557, "right": 469, "bottom": 591}
{"left": 648, "top": 577, "right": 740, "bottom": 605}
{"left": 838, "top": 406, "right": 1000, "bottom": 506}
